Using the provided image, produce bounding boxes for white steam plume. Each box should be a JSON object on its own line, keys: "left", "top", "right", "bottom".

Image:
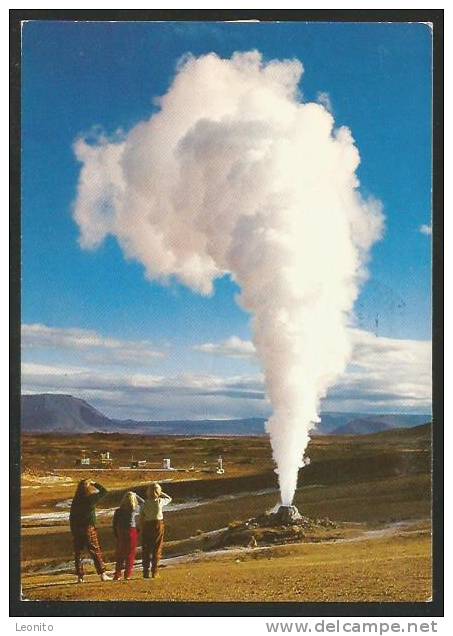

{"left": 73, "top": 51, "right": 384, "bottom": 505}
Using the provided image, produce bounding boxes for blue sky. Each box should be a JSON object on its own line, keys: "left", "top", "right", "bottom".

{"left": 21, "top": 21, "right": 432, "bottom": 419}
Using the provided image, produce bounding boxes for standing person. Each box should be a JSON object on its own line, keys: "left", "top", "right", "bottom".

{"left": 112, "top": 490, "right": 144, "bottom": 580}
{"left": 69, "top": 479, "right": 112, "bottom": 583}
{"left": 141, "top": 482, "right": 172, "bottom": 579}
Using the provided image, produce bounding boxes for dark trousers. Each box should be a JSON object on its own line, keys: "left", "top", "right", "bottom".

{"left": 142, "top": 520, "right": 164, "bottom": 577}
{"left": 72, "top": 525, "right": 106, "bottom": 577}
{"left": 114, "top": 528, "right": 139, "bottom": 579}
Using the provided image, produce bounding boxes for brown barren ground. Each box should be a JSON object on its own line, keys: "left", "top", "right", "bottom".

{"left": 23, "top": 529, "right": 431, "bottom": 602}
{"left": 20, "top": 426, "right": 432, "bottom": 602}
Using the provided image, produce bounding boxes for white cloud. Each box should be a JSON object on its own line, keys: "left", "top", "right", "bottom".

{"left": 21, "top": 362, "right": 263, "bottom": 398}
{"left": 316, "top": 91, "right": 332, "bottom": 113}
{"left": 419, "top": 224, "right": 432, "bottom": 235}
{"left": 21, "top": 328, "right": 431, "bottom": 419}
{"left": 325, "top": 329, "right": 431, "bottom": 412}
{"left": 21, "top": 323, "right": 164, "bottom": 366}
{"left": 194, "top": 336, "right": 256, "bottom": 359}
{"left": 21, "top": 363, "right": 268, "bottom": 420}
{"left": 192, "top": 329, "right": 432, "bottom": 414}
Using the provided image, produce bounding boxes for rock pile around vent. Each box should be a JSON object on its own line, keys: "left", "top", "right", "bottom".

{"left": 213, "top": 506, "right": 338, "bottom": 550}
{"left": 249, "top": 505, "right": 337, "bottom": 529}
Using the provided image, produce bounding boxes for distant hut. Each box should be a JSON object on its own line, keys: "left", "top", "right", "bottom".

{"left": 130, "top": 456, "right": 147, "bottom": 469}
{"left": 100, "top": 451, "right": 113, "bottom": 468}
{"left": 75, "top": 450, "right": 90, "bottom": 467}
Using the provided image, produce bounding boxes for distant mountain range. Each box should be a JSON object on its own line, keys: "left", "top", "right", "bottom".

{"left": 330, "top": 416, "right": 429, "bottom": 436}
{"left": 20, "top": 394, "right": 431, "bottom": 437}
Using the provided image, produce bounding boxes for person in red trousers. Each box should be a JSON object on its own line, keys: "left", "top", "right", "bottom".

{"left": 112, "top": 491, "right": 144, "bottom": 580}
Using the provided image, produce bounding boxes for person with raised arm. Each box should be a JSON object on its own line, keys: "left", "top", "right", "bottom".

{"left": 69, "top": 479, "right": 112, "bottom": 583}
{"left": 140, "top": 482, "right": 172, "bottom": 579}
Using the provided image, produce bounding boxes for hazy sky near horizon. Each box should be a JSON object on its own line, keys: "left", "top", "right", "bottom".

{"left": 21, "top": 20, "right": 432, "bottom": 420}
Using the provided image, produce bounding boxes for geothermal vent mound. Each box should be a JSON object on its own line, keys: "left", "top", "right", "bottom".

{"left": 252, "top": 505, "right": 336, "bottom": 528}
{"left": 213, "top": 506, "right": 339, "bottom": 551}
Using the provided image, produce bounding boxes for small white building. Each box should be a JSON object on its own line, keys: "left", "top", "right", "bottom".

{"left": 75, "top": 450, "right": 90, "bottom": 467}
{"left": 162, "top": 458, "right": 171, "bottom": 470}
{"left": 75, "top": 456, "right": 90, "bottom": 467}
{"left": 130, "top": 459, "right": 147, "bottom": 469}
{"left": 216, "top": 456, "right": 225, "bottom": 474}
{"left": 100, "top": 451, "right": 113, "bottom": 467}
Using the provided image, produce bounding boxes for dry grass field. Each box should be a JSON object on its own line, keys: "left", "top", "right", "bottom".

{"left": 23, "top": 527, "right": 431, "bottom": 602}
{"left": 20, "top": 425, "right": 432, "bottom": 603}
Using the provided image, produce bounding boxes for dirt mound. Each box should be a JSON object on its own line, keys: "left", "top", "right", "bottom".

{"left": 214, "top": 510, "right": 338, "bottom": 549}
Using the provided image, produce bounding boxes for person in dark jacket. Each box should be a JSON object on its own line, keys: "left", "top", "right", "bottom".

{"left": 69, "top": 479, "right": 111, "bottom": 583}
{"left": 112, "top": 491, "right": 144, "bottom": 580}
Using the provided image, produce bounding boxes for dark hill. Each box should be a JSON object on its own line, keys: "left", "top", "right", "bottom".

{"left": 332, "top": 414, "right": 430, "bottom": 436}
{"left": 21, "top": 394, "right": 266, "bottom": 435}
{"left": 365, "top": 422, "right": 432, "bottom": 441}
{"left": 21, "top": 394, "right": 112, "bottom": 433}
{"left": 333, "top": 418, "right": 394, "bottom": 436}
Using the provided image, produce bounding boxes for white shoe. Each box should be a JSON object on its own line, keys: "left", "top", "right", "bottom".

{"left": 100, "top": 572, "right": 113, "bottom": 581}
{"left": 77, "top": 577, "right": 85, "bottom": 584}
